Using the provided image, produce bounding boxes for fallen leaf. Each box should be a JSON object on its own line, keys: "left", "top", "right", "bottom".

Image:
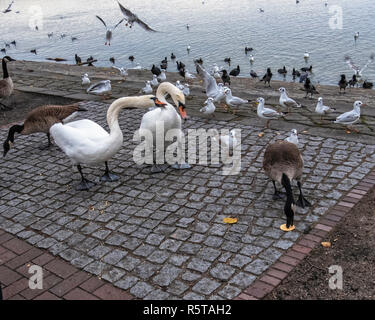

{"left": 258, "top": 132, "right": 264, "bottom": 137}
{"left": 280, "top": 224, "right": 295, "bottom": 232}
{"left": 89, "top": 205, "right": 95, "bottom": 211}
{"left": 223, "top": 217, "right": 238, "bottom": 224}
{"left": 321, "top": 241, "right": 331, "bottom": 248}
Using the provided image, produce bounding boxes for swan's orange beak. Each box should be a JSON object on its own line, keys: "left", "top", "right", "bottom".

{"left": 154, "top": 98, "right": 166, "bottom": 107}
{"left": 178, "top": 102, "right": 187, "bottom": 120}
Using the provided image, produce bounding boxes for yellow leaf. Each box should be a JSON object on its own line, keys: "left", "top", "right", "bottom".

{"left": 258, "top": 132, "right": 264, "bottom": 137}
{"left": 223, "top": 217, "right": 238, "bottom": 224}
{"left": 321, "top": 241, "right": 331, "bottom": 248}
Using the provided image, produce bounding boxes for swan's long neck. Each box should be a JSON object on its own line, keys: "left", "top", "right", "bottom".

{"left": 106, "top": 96, "right": 154, "bottom": 137}
{"left": 2, "top": 59, "right": 9, "bottom": 79}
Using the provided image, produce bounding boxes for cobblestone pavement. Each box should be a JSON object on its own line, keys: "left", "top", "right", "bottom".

{"left": 1, "top": 99, "right": 374, "bottom": 299}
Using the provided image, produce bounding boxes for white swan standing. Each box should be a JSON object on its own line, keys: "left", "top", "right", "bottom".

{"left": 50, "top": 95, "right": 161, "bottom": 190}
{"left": 139, "top": 82, "right": 190, "bottom": 172}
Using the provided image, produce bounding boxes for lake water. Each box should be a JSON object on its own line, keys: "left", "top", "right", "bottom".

{"left": 1, "top": 0, "right": 375, "bottom": 86}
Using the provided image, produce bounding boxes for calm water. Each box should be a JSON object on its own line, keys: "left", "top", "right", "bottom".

{"left": 1, "top": 0, "right": 375, "bottom": 85}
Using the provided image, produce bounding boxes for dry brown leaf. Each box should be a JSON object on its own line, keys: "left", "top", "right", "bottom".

{"left": 321, "top": 241, "right": 331, "bottom": 248}
{"left": 258, "top": 132, "right": 264, "bottom": 137}
{"left": 223, "top": 217, "right": 238, "bottom": 224}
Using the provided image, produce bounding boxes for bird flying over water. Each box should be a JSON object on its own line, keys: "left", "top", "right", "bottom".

{"left": 344, "top": 54, "right": 374, "bottom": 77}
{"left": 2, "top": 1, "right": 13, "bottom": 13}
{"left": 118, "top": 1, "right": 157, "bottom": 32}
{"left": 96, "top": 15, "right": 124, "bottom": 45}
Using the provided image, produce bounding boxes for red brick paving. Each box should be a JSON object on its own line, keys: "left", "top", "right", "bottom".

{"left": 0, "top": 232, "right": 134, "bottom": 300}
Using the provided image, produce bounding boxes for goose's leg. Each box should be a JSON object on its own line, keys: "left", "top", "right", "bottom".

{"left": 76, "top": 164, "right": 96, "bottom": 191}
{"left": 272, "top": 181, "right": 285, "bottom": 200}
{"left": 296, "top": 181, "right": 311, "bottom": 208}
{"left": 39, "top": 133, "right": 53, "bottom": 150}
{"left": 100, "top": 161, "right": 119, "bottom": 182}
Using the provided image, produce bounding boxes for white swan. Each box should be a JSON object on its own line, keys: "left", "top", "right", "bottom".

{"left": 139, "top": 82, "right": 190, "bottom": 172}
{"left": 50, "top": 95, "right": 160, "bottom": 190}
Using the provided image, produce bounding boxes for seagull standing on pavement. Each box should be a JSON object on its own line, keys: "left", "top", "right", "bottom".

{"left": 315, "top": 97, "right": 336, "bottom": 121}
{"left": 279, "top": 87, "right": 301, "bottom": 111}
{"left": 285, "top": 129, "right": 299, "bottom": 146}
{"left": 256, "top": 97, "right": 285, "bottom": 128}
{"left": 334, "top": 101, "right": 366, "bottom": 133}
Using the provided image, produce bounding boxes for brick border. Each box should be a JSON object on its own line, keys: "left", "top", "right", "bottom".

{"left": 235, "top": 169, "right": 375, "bottom": 300}
{"left": 0, "top": 230, "right": 134, "bottom": 300}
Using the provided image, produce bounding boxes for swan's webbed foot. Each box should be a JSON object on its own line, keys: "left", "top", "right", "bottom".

{"left": 171, "top": 163, "right": 191, "bottom": 170}
{"left": 76, "top": 179, "right": 96, "bottom": 191}
{"left": 100, "top": 172, "right": 119, "bottom": 182}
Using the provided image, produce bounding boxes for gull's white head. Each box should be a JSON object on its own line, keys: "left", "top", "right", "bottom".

{"left": 290, "top": 129, "right": 298, "bottom": 136}
{"left": 279, "top": 87, "right": 286, "bottom": 94}
{"left": 354, "top": 101, "right": 366, "bottom": 109}
{"left": 317, "top": 97, "right": 323, "bottom": 103}
{"left": 256, "top": 97, "right": 265, "bottom": 104}
{"left": 224, "top": 88, "right": 231, "bottom": 95}
{"left": 218, "top": 83, "right": 224, "bottom": 88}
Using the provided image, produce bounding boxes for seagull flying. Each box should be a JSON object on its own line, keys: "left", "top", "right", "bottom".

{"left": 344, "top": 54, "right": 375, "bottom": 77}
{"left": 96, "top": 15, "right": 124, "bottom": 45}
{"left": 118, "top": 1, "right": 157, "bottom": 32}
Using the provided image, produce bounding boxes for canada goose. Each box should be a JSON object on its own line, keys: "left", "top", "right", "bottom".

{"left": 348, "top": 75, "right": 358, "bottom": 88}
{"left": 139, "top": 82, "right": 188, "bottom": 172}
{"left": 3, "top": 103, "right": 86, "bottom": 156}
{"left": 0, "top": 56, "right": 15, "bottom": 110}
{"left": 50, "top": 95, "right": 162, "bottom": 190}
{"left": 171, "top": 53, "right": 176, "bottom": 60}
{"left": 128, "top": 55, "right": 135, "bottom": 62}
{"left": 300, "top": 65, "right": 312, "bottom": 72}
{"left": 109, "top": 57, "right": 115, "bottom": 64}
{"left": 263, "top": 140, "right": 311, "bottom": 229}
{"left": 278, "top": 66, "right": 287, "bottom": 75}
{"left": 363, "top": 80, "right": 373, "bottom": 89}
{"left": 224, "top": 57, "right": 231, "bottom": 64}
{"left": 30, "top": 49, "right": 37, "bottom": 55}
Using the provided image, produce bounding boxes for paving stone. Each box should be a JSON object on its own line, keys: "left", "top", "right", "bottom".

{"left": 192, "top": 278, "right": 221, "bottom": 295}
{"left": 115, "top": 276, "right": 139, "bottom": 290}
{"left": 102, "top": 249, "right": 128, "bottom": 265}
{"left": 152, "top": 264, "right": 182, "bottom": 287}
{"left": 130, "top": 281, "right": 154, "bottom": 299}
{"left": 229, "top": 272, "right": 257, "bottom": 289}
{"left": 210, "top": 263, "right": 236, "bottom": 280}
{"left": 187, "top": 258, "right": 211, "bottom": 273}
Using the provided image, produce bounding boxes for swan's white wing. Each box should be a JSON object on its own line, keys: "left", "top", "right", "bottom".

{"left": 65, "top": 119, "right": 109, "bottom": 139}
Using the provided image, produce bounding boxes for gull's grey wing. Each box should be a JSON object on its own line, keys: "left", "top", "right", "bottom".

{"left": 344, "top": 56, "right": 360, "bottom": 72}
{"left": 114, "top": 18, "right": 125, "bottom": 29}
{"left": 336, "top": 111, "right": 358, "bottom": 123}
{"left": 118, "top": 1, "right": 156, "bottom": 32}
{"left": 262, "top": 108, "right": 280, "bottom": 117}
{"left": 96, "top": 15, "right": 107, "bottom": 28}
{"left": 283, "top": 98, "right": 298, "bottom": 107}
{"left": 360, "top": 53, "right": 375, "bottom": 74}
{"left": 197, "top": 64, "right": 218, "bottom": 97}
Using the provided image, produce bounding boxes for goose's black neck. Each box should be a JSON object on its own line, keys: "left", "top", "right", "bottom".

{"left": 7, "top": 124, "right": 24, "bottom": 143}
{"left": 2, "top": 59, "right": 9, "bottom": 79}
{"left": 281, "top": 173, "right": 295, "bottom": 227}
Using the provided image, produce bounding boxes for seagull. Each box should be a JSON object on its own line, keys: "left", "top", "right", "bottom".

{"left": 150, "top": 74, "right": 159, "bottom": 87}
{"left": 30, "top": 49, "right": 37, "bottom": 55}
{"left": 187, "top": 45, "right": 191, "bottom": 52}
{"left": 249, "top": 55, "right": 255, "bottom": 64}
{"left": 315, "top": 97, "right": 336, "bottom": 121}
{"left": 256, "top": 97, "right": 285, "bottom": 128}
{"left": 216, "top": 129, "right": 238, "bottom": 156}
{"left": 279, "top": 87, "right": 301, "bottom": 111}
{"left": 224, "top": 88, "right": 249, "bottom": 113}
{"left": 258, "top": 8, "right": 265, "bottom": 13}
{"left": 2, "top": 1, "right": 13, "bottom": 13}
{"left": 304, "top": 51, "right": 310, "bottom": 60}
{"left": 196, "top": 64, "right": 226, "bottom": 103}
{"left": 118, "top": 1, "right": 157, "bottom": 32}
{"left": 334, "top": 101, "right": 366, "bottom": 132}
{"left": 354, "top": 32, "right": 359, "bottom": 41}
{"left": 81, "top": 73, "right": 90, "bottom": 85}
{"left": 184, "top": 69, "right": 196, "bottom": 80}
{"left": 130, "top": 63, "right": 142, "bottom": 70}
{"left": 141, "top": 81, "right": 153, "bottom": 94}
{"left": 182, "top": 83, "right": 190, "bottom": 96}
{"left": 95, "top": 15, "right": 124, "bottom": 45}
{"left": 200, "top": 97, "right": 216, "bottom": 117}
{"left": 47, "top": 32, "right": 54, "bottom": 38}
{"left": 86, "top": 80, "right": 112, "bottom": 99}
{"left": 112, "top": 66, "right": 128, "bottom": 77}
{"left": 175, "top": 80, "right": 185, "bottom": 91}
{"left": 157, "top": 69, "right": 166, "bottom": 81}
{"left": 285, "top": 129, "right": 299, "bottom": 146}
{"left": 344, "top": 54, "right": 374, "bottom": 77}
